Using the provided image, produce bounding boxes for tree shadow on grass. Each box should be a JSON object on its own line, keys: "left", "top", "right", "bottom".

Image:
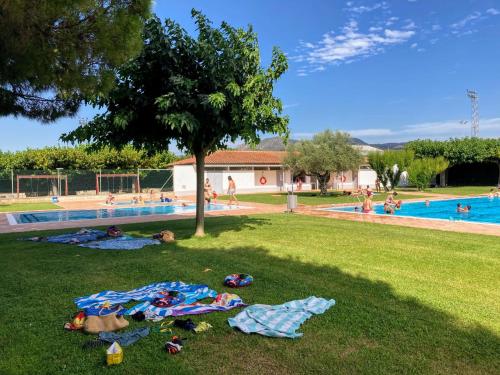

{"left": 159, "top": 244, "right": 500, "bottom": 375}
{"left": 118, "top": 215, "right": 273, "bottom": 239}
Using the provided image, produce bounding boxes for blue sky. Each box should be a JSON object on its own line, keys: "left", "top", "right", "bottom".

{"left": 1, "top": 0, "right": 500, "bottom": 151}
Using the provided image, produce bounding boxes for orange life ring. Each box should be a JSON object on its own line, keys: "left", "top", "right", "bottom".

{"left": 259, "top": 176, "right": 267, "bottom": 185}
{"left": 341, "top": 175, "right": 346, "bottom": 183}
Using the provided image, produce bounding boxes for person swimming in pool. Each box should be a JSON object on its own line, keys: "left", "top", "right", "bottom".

{"left": 425, "top": 200, "right": 430, "bottom": 207}
{"left": 457, "top": 203, "right": 471, "bottom": 213}
{"left": 384, "top": 202, "right": 394, "bottom": 214}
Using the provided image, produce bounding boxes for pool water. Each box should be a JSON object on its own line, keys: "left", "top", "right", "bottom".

{"left": 10, "top": 204, "right": 235, "bottom": 224}
{"left": 324, "top": 197, "right": 500, "bottom": 225}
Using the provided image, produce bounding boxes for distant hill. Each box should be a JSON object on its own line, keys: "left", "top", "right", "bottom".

{"left": 369, "top": 142, "right": 406, "bottom": 150}
{"left": 238, "top": 136, "right": 405, "bottom": 151}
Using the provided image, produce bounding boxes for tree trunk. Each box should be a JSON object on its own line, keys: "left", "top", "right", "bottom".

{"left": 317, "top": 174, "right": 329, "bottom": 195}
{"left": 194, "top": 151, "right": 205, "bottom": 237}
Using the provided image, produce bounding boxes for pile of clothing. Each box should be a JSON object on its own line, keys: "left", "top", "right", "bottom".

{"left": 66, "top": 278, "right": 336, "bottom": 366}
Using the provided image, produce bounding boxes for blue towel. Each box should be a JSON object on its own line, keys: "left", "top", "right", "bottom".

{"left": 75, "top": 281, "right": 218, "bottom": 310}
{"left": 79, "top": 237, "right": 160, "bottom": 250}
{"left": 228, "top": 296, "right": 335, "bottom": 338}
{"left": 46, "top": 229, "right": 107, "bottom": 244}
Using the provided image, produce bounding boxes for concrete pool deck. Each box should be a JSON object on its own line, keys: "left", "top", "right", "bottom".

{"left": 0, "top": 195, "right": 498, "bottom": 237}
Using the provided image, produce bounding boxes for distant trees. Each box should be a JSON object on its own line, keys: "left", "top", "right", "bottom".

{"left": 367, "top": 150, "right": 414, "bottom": 191}
{"left": 407, "top": 157, "right": 449, "bottom": 191}
{"left": 406, "top": 138, "right": 500, "bottom": 185}
{"left": 0, "top": 0, "right": 151, "bottom": 121}
{"left": 285, "top": 131, "right": 362, "bottom": 195}
{"left": 0, "top": 146, "right": 177, "bottom": 171}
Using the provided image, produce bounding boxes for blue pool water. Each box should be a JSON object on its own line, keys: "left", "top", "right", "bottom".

{"left": 324, "top": 197, "right": 500, "bottom": 225}
{"left": 10, "top": 204, "right": 234, "bottom": 224}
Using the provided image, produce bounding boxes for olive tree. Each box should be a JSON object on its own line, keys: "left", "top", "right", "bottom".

{"left": 285, "top": 131, "right": 362, "bottom": 195}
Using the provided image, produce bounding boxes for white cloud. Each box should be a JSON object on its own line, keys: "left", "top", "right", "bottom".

{"left": 293, "top": 21, "right": 415, "bottom": 73}
{"left": 403, "top": 21, "right": 417, "bottom": 30}
{"left": 486, "top": 8, "right": 500, "bottom": 16}
{"left": 431, "top": 24, "right": 442, "bottom": 31}
{"left": 451, "top": 11, "right": 482, "bottom": 29}
{"left": 346, "top": 1, "right": 388, "bottom": 14}
{"left": 410, "top": 43, "right": 418, "bottom": 48}
{"left": 345, "top": 118, "right": 500, "bottom": 142}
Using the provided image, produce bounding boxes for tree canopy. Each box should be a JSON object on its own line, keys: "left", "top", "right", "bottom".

{"left": 62, "top": 11, "right": 289, "bottom": 235}
{"left": 0, "top": 0, "right": 151, "bottom": 122}
{"left": 285, "top": 131, "right": 362, "bottom": 195}
{"left": 406, "top": 138, "right": 500, "bottom": 184}
{"left": 405, "top": 138, "right": 500, "bottom": 165}
{"left": 0, "top": 145, "right": 176, "bottom": 171}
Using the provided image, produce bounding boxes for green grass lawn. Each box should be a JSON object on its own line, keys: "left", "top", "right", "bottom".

{"left": 219, "top": 191, "right": 429, "bottom": 205}
{"left": 423, "top": 186, "right": 498, "bottom": 196}
{"left": 0, "top": 202, "right": 60, "bottom": 212}
{"left": 0, "top": 215, "right": 498, "bottom": 374}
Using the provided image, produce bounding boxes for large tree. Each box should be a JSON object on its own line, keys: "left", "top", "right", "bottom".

{"left": 285, "top": 131, "right": 361, "bottom": 195}
{"left": 0, "top": 0, "right": 151, "bottom": 122}
{"left": 62, "top": 11, "right": 289, "bottom": 236}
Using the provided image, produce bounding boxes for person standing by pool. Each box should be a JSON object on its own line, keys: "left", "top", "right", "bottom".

{"left": 362, "top": 195, "right": 373, "bottom": 213}
{"left": 227, "top": 176, "right": 238, "bottom": 206}
{"left": 375, "top": 178, "right": 381, "bottom": 192}
{"left": 204, "top": 178, "right": 212, "bottom": 204}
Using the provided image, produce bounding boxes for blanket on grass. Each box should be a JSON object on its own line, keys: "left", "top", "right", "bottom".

{"left": 75, "top": 281, "right": 218, "bottom": 311}
{"left": 46, "top": 229, "right": 107, "bottom": 244}
{"left": 228, "top": 296, "right": 335, "bottom": 339}
{"left": 79, "top": 236, "right": 160, "bottom": 250}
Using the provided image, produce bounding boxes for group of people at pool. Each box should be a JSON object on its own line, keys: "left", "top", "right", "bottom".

{"left": 204, "top": 175, "right": 238, "bottom": 206}
{"left": 105, "top": 190, "right": 179, "bottom": 206}
{"left": 353, "top": 185, "right": 402, "bottom": 215}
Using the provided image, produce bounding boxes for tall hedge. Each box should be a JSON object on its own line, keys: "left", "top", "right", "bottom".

{"left": 0, "top": 145, "right": 177, "bottom": 171}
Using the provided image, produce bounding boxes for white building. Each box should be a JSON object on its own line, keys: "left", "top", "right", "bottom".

{"left": 169, "top": 149, "right": 381, "bottom": 196}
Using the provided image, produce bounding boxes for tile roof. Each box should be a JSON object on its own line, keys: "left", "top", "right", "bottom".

{"left": 171, "top": 150, "right": 287, "bottom": 166}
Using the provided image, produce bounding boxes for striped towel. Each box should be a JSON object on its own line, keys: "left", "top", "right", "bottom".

{"left": 75, "top": 281, "right": 217, "bottom": 310}
{"left": 227, "top": 296, "right": 335, "bottom": 339}
{"left": 127, "top": 292, "right": 246, "bottom": 317}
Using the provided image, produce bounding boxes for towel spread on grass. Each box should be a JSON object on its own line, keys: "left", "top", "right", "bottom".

{"left": 79, "top": 236, "right": 160, "bottom": 250}
{"left": 46, "top": 229, "right": 107, "bottom": 244}
{"left": 75, "top": 281, "right": 218, "bottom": 311}
{"left": 127, "top": 292, "right": 246, "bottom": 317}
{"left": 227, "top": 296, "right": 335, "bottom": 338}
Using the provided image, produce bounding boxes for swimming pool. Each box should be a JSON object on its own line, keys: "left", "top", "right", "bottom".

{"left": 323, "top": 197, "right": 500, "bottom": 225}
{"left": 8, "top": 204, "right": 237, "bottom": 225}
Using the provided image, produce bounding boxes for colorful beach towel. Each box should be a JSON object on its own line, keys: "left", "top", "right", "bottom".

{"left": 79, "top": 237, "right": 160, "bottom": 250}
{"left": 46, "top": 229, "right": 107, "bottom": 244}
{"left": 127, "top": 292, "right": 246, "bottom": 317}
{"left": 228, "top": 296, "right": 335, "bottom": 339}
{"left": 75, "top": 281, "right": 217, "bottom": 310}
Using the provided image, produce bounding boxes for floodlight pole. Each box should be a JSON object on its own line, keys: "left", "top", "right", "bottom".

{"left": 466, "top": 89, "right": 479, "bottom": 137}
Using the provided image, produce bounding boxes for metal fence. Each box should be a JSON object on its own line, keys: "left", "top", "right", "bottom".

{"left": 0, "top": 169, "right": 173, "bottom": 198}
